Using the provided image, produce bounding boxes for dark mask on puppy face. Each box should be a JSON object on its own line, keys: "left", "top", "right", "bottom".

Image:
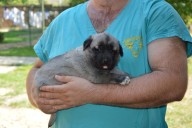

{"left": 83, "top": 32, "right": 123, "bottom": 70}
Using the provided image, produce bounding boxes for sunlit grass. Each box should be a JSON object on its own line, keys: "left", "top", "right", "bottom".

{"left": 166, "top": 57, "right": 192, "bottom": 127}
{"left": 166, "top": 93, "right": 192, "bottom": 128}
{"left": 188, "top": 57, "right": 192, "bottom": 75}
{"left": 0, "top": 65, "right": 33, "bottom": 108}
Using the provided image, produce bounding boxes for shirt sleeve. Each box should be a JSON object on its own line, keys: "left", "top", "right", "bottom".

{"left": 146, "top": 1, "right": 192, "bottom": 57}
{"left": 33, "top": 20, "right": 56, "bottom": 63}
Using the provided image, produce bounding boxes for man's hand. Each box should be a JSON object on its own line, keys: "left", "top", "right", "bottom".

{"left": 31, "top": 84, "right": 57, "bottom": 114}
{"left": 38, "top": 75, "right": 95, "bottom": 111}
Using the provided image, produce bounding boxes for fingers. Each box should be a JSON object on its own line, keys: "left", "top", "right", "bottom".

{"left": 33, "top": 75, "right": 88, "bottom": 112}
{"left": 38, "top": 98, "right": 63, "bottom": 105}
{"left": 38, "top": 92, "right": 69, "bottom": 107}
{"left": 40, "top": 85, "right": 65, "bottom": 93}
{"left": 38, "top": 104, "right": 56, "bottom": 114}
{"left": 53, "top": 104, "right": 73, "bottom": 110}
{"left": 55, "top": 75, "right": 77, "bottom": 83}
{"left": 36, "top": 99, "right": 57, "bottom": 114}
{"left": 40, "top": 75, "right": 77, "bottom": 92}
{"left": 38, "top": 92, "right": 66, "bottom": 105}
{"left": 39, "top": 92, "right": 61, "bottom": 99}
{"left": 37, "top": 98, "right": 73, "bottom": 112}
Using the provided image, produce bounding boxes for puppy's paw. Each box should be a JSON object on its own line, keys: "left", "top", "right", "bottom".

{"left": 120, "top": 76, "right": 130, "bottom": 85}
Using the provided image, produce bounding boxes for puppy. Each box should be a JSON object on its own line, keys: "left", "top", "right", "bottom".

{"left": 33, "top": 32, "right": 130, "bottom": 127}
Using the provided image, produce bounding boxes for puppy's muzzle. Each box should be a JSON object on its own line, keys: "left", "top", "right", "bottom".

{"left": 97, "top": 57, "right": 115, "bottom": 70}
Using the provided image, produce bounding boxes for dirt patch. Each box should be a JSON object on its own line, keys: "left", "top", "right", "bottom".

{"left": 0, "top": 88, "right": 13, "bottom": 96}
{"left": 0, "top": 107, "right": 50, "bottom": 128}
{"left": 0, "top": 66, "right": 17, "bottom": 74}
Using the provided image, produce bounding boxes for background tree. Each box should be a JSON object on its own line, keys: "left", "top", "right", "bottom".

{"left": 69, "top": 0, "right": 86, "bottom": 6}
{"left": 0, "top": 0, "right": 28, "bottom": 5}
{"left": 0, "top": 0, "right": 48, "bottom": 5}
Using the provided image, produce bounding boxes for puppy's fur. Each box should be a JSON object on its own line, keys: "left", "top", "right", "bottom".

{"left": 34, "top": 33, "right": 130, "bottom": 127}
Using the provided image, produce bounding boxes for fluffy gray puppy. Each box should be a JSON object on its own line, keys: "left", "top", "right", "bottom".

{"left": 33, "top": 32, "right": 130, "bottom": 127}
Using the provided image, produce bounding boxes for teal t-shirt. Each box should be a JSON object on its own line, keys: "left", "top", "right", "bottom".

{"left": 34, "top": 0, "right": 192, "bottom": 128}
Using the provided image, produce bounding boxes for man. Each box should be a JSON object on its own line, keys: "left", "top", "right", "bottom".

{"left": 26, "top": 0, "right": 192, "bottom": 127}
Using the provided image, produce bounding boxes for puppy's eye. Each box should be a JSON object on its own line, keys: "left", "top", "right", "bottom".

{"left": 112, "top": 49, "right": 117, "bottom": 54}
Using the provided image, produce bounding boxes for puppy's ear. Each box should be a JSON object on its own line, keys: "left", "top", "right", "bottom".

{"left": 118, "top": 42, "right": 124, "bottom": 57}
{"left": 83, "top": 36, "right": 93, "bottom": 51}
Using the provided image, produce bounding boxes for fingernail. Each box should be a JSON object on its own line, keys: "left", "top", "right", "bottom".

{"left": 55, "top": 75, "right": 60, "bottom": 78}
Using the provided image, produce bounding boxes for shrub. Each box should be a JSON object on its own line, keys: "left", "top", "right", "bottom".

{"left": 69, "top": 0, "right": 86, "bottom": 6}
{"left": 0, "top": 32, "right": 4, "bottom": 43}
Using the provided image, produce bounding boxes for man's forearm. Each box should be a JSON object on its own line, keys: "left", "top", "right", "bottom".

{"left": 26, "top": 67, "right": 39, "bottom": 107}
{"left": 90, "top": 70, "right": 187, "bottom": 108}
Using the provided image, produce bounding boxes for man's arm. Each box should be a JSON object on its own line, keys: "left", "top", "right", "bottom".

{"left": 90, "top": 37, "right": 188, "bottom": 108}
{"left": 84, "top": 37, "right": 186, "bottom": 107}
{"left": 26, "top": 58, "right": 44, "bottom": 107}
{"left": 38, "top": 37, "right": 188, "bottom": 110}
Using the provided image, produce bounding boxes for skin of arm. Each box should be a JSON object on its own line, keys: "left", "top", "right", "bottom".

{"left": 27, "top": 37, "right": 188, "bottom": 112}
{"left": 26, "top": 58, "right": 43, "bottom": 107}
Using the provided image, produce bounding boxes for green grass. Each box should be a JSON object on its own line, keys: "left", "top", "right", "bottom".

{"left": 0, "top": 46, "right": 36, "bottom": 57}
{"left": 188, "top": 57, "right": 192, "bottom": 75}
{"left": 0, "top": 65, "right": 33, "bottom": 108}
{"left": 165, "top": 57, "right": 192, "bottom": 128}
{"left": 9, "top": 100, "right": 32, "bottom": 108}
{"left": 0, "top": 29, "right": 42, "bottom": 44}
{"left": 166, "top": 88, "right": 192, "bottom": 128}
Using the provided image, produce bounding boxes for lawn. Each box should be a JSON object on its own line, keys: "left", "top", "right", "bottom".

{"left": 0, "top": 65, "right": 33, "bottom": 108}
{"left": 0, "top": 28, "right": 42, "bottom": 44}
{"left": 0, "top": 46, "right": 36, "bottom": 57}
{"left": 165, "top": 57, "right": 192, "bottom": 128}
{"left": 166, "top": 93, "right": 192, "bottom": 128}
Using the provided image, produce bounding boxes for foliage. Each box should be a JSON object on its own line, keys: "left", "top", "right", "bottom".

{"left": 0, "top": 0, "right": 44, "bottom": 5}
{"left": 0, "top": 0, "right": 28, "bottom": 5}
{"left": 0, "top": 0, "right": 70, "bottom": 5}
{"left": 69, "top": 0, "right": 86, "bottom": 6}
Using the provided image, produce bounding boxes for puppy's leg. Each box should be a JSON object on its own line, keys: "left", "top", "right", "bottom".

{"left": 120, "top": 76, "right": 131, "bottom": 85}
{"left": 109, "top": 68, "right": 131, "bottom": 85}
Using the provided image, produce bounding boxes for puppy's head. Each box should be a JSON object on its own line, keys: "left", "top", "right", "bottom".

{"left": 83, "top": 32, "right": 123, "bottom": 70}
